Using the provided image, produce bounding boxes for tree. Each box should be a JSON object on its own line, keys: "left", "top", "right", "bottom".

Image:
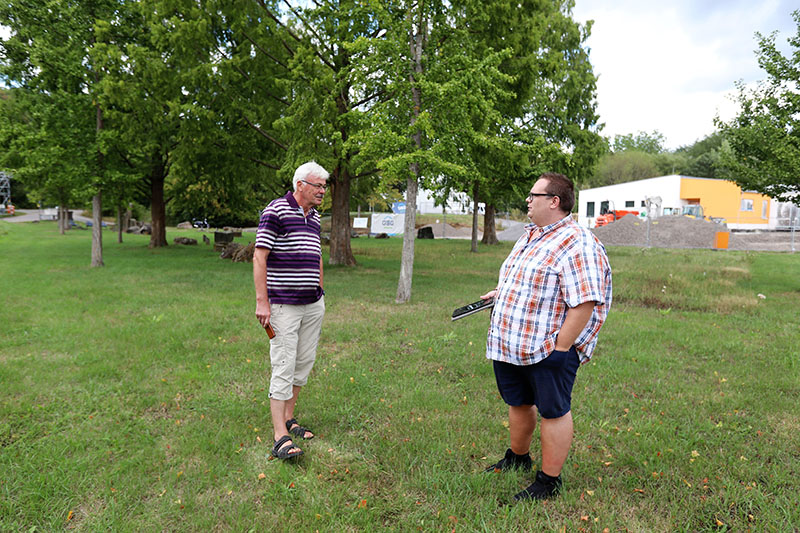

{"left": 674, "top": 133, "right": 724, "bottom": 178}
{"left": 612, "top": 130, "right": 665, "bottom": 154}
{"left": 350, "top": 0, "right": 516, "bottom": 301}
{"left": 0, "top": 89, "right": 84, "bottom": 232}
{"left": 92, "top": 1, "right": 224, "bottom": 248}
{"left": 0, "top": 0, "right": 124, "bottom": 264}
{"left": 190, "top": 0, "right": 390, "bottom": 266}
{"left": 454, "top": 0, "right": 604, "bottom": 244}
{"left": 591, "top": 151, "right": 660, "bottom": 186}
{"left": 716, "top": 10, "right": 800, "bottom": 201}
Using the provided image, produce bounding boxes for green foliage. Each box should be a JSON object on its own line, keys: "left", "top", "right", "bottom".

{"left": 612, "top": 130, "right": 666, "bottom": 154}
{"left": 590, "top": 132, "right": 729, "bottom": 187}
{"left": 717, "top": 10, "right": 800, "bottom": 201}
{"left": 591, "top": 151, "right": 662, "bottom": 186}
{"left": 1, "top": 222, "right": 798, "bottom": 530}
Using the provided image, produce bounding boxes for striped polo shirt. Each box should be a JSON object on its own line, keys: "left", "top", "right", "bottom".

{"left": 255, "top": 191, "right": 323, "bottom": 305}
{"left": 486, "top": 215, "right": 612, "bottom": 366}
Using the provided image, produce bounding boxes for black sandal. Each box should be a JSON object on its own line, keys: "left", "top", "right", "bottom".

{"left": 285, "top": 418, "right": 314, "bottom": 440}
{"left": 271, "top": 435, "right": 303, "bottom": 459}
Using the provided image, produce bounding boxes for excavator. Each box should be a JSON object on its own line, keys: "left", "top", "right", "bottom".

{"left": 680, "top": 204, "right": 726, "bottom": 224}
{"left": 594, "top": 201, "right": 640, "bottom": 227}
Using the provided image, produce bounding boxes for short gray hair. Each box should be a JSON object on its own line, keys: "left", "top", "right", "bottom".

{"left": 292, "top": 161, "right": 330, "bottom": 190}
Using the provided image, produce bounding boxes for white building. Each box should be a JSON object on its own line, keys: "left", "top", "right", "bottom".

{"left": 577, "top": 175, "right": 798, "bottom": 230}
{"left": 414, "top": 188, "right": 484, "bottom": 215}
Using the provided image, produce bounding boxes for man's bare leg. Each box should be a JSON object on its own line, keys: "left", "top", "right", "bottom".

{"left": 540, "top": 411, "right": 573, "bottom": 476}
{"left": 270, "top": 398, "right": 301, "bottom": 453}
{"left": 509, "top": 404, "right": 537, "bottom": 455}
{"left": 284, "top": 385, "right": 314, "bottom": 439}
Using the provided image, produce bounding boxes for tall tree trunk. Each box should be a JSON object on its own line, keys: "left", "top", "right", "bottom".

{"left": 58, "top": 204, "right": 67, "bottom": 234}
{"left": 91, "top": 191, "right": 104, "bottom": 267}
{"left": 91, "top": 103, "right": 104, "bottom": 267}
{"left": 116, "top": 205, "right": 123, "bottom": 243}
{"left": 481, "top": 203, "right": 498, "bottom": 245}
{"left": 396, "top": 4, "right": 426, "bottom": 304}
{"left": 124, "top": 203, "right": 131, "bottom": 232}
{"left": 329, "top": 165, "right": 356, "bottom": 266}
{"left": 149, "top": 167, "right": 168, "bottom": 248}
{"left": 328, "top": 80, "right": 356, "bottom": 266}
{"left": 470, "top": 181, "right": 479, "bottom": 252}
{"left": 396, "top": 172, "right": 419, "bottom": 303}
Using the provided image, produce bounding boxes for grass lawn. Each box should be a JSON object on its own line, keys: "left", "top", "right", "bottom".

{"left": 1, "top": 220, "right": 798, "bottom": 531}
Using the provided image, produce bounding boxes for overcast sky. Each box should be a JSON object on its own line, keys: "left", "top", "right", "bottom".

{"left": 571, "top": 1, "right": 798, "bottom": 150}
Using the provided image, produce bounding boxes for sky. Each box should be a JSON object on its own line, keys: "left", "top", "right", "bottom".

{"left": 571, "top": 1, "right": 798, "bottom": 150}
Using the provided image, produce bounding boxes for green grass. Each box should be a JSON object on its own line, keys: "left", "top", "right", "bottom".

{"left": 1, "top": 221, "right": 799, "bottom": 531}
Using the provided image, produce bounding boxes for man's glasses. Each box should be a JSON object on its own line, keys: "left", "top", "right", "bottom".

{"left": 527, "top": 192, "right": 555, "bottom": 202}
{"left": 302, "top": 180, "right": 327, "bottom": 190}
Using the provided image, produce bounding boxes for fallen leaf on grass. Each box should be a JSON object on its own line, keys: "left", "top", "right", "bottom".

{"left": 67, "top": 510, "right": 74, "bottom": 521}
{"left": 258, "top": 473, "right": 266, "bottom": 480}
{"left": 580, "top": 515, "right": 589, "bottom": 521}
{"left": 288, "top": 482, "right": 295, "bottom": 488}
{"left": 358, "top": 499, "right": 367, "bottom": 508}
{"left": 633, "top": 488, "right": 645, "bottom": 493}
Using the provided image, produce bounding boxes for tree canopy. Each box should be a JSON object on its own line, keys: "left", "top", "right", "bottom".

{"left": 717, "top": 9, "right": 800, "bottom": 202}
{"left": 2, "top": 0, "right": 606, "bottom": 275}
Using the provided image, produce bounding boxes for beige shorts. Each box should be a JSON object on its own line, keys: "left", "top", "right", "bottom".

{"left": 268, "top": 296, "right": 325, "bottom": 401}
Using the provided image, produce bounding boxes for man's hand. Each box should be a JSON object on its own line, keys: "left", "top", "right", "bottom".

{"left": 255, "top": 300, "right": 271, "bottom": 328}
{"left": 480, "top": 289, "right": 498, "bottom": 301}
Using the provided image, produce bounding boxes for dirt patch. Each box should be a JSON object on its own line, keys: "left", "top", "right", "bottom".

{"left": 591, "top": 215, "right": 727, "bottom": 249}
{"left": 591, "top": 215, "right": 800, "bottom": 252}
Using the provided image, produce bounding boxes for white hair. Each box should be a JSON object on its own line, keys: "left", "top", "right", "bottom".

{"left": 292, "top": 161, "right": 329, "bottom": 190}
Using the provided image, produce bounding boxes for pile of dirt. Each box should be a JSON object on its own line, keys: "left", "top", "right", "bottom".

{"left": 591, "top": 215, "right": 728, "bottom": 249}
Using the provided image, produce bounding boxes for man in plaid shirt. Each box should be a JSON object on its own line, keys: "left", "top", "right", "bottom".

{"left": 482, "top": 172, "right": 612, "bottom": 501}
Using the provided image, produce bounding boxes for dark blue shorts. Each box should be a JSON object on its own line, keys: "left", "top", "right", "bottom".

{"left": 493, "top": 346, "right": 580, "bottom": 419}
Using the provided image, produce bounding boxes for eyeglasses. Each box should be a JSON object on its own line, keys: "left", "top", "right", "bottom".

{"left": 527, "top": 192, "right": 555, "bottom": 202}
{"left": 301, "top": 180, "right": 327, "bottom": 190}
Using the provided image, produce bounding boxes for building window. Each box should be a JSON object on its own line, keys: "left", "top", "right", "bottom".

{"left": 741, "top": 199, "right": 753, "bottom": 212}
{"left": 641, "top": 200, "right": 646, "bottom": 207}
{"left": 600, "top": 201, "right": 609, "bottom": 215}
{"left": 586, "top": 202, "right": 595, "bottom": 217}
{"left": 762, "top": 200, "right": 768, "bottom": 219}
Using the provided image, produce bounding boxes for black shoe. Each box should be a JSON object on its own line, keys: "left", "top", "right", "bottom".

{"left": 514, "top": 470, "right": 562, "bottom": 501}
{"left": 484, "top": 448, "right": 532, "bottom": 473}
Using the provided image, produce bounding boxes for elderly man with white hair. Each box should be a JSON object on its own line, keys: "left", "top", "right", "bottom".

{"left": 254, "top": 161, "right": 329, "bottom": 460}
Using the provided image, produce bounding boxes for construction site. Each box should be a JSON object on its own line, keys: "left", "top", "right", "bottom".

{"left": 590, "top": 213, "right": 799, "bottom": 252}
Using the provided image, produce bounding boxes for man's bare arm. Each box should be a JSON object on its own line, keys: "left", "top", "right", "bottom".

{"left": 254, "top": 247, "right": 271, "bottom": 326}
{"left": 554, "top": 301, "right": 596, "bottom": 351}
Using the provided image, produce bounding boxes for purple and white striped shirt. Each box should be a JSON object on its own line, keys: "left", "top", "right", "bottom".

{"left": 256, "top": 192, "right": 323, "bottom": 305}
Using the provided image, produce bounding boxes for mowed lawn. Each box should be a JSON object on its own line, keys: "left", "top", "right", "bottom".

{"left": 1, "top": 221, "right": 798, "bottom": 531}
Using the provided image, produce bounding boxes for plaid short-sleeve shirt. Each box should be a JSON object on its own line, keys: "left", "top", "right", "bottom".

{"left": 486, "top": 215, "right": 612, "bottom": 366}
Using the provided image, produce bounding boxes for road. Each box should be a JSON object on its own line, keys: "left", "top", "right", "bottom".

{"left": 3, "top": 208, "right": 94, "bottom": 224}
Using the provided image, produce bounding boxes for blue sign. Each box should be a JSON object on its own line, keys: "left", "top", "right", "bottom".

{"left": 391, "top": 202, "right": 406, "bottom": 214}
